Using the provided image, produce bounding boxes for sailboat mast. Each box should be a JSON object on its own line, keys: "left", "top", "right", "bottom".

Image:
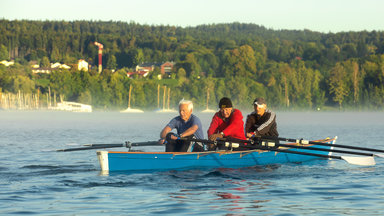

{"left": 128, "top": 84, "right": 132, "bottom": 108}
{"left": 163, "top": 86, "right": 166, "bottom": 110}
{"left": 157, "top": 84, "right": 160, "bottom": 109}
{"left": 206, "top": 88, "right": 209, "bottom": 110}
{"left": 167, "top": 87, "right": 170, "bottom": 110}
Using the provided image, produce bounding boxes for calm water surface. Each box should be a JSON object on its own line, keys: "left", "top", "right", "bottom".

{"left": 1, "top": 111, "right": 384, "bottom": 215}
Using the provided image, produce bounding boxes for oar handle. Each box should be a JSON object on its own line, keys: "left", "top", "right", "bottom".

{"left": 84, "top": 143, "right": 124, "bottom": 147}
{"left": 128, "top": 141, "right": 161, "bottom": 147}
{"left": 180, "top": 138, "right": 243, "bottom": 148}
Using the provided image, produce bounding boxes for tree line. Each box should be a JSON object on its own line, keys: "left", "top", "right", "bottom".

{"left": 0, "top": 19, "right": 384, "bottom": 110}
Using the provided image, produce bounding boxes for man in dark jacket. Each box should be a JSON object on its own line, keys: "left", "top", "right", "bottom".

{"left": 245, "top": 98, "right": 279, "bottom": 138}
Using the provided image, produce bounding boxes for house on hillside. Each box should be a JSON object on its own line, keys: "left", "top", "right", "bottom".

{"left": 51, "top": 62, "right": 71, "bottom": 69}
{"left": 127, "top": 70, "right": 149, "bottom": 78}
{"left": 30, "top": 61, "right": 71, "bottom": 74}
{"left": 136, "top": 63, "right": 155, "bottom": 72}
{"left": 77, "top": 59, "right": 89, "bottom": 71}
{"left": 135, "top": 61, "right": 174, "bottom": 77}
{"left": 29, "top": 61, "right": 39, "bottom": 69}
{"left": 160, "top": 61, "right": 174, "bottom": 75}
{"left": 31, "top": 67, "right": 54, "bottom": 74}
{"left": 29, "top": 60, "right": 53, "bottom": 74}
{"left": 0, "top": 60, "right": 15, "bottom": 67}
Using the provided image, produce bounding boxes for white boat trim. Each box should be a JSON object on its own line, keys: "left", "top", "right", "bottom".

{"left": 97, "top": 151, "right": 109, "bottom": 173}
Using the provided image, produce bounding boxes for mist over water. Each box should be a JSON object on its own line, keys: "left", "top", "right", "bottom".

{"left": 1, "top": 111, "right": 384, "bottom": 215}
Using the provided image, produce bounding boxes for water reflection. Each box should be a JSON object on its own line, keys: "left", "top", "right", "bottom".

{"left": 164, "top": 167, "right": 273, "bottom": 213}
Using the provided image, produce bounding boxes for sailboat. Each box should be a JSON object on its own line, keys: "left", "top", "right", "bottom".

{"left": 156, "top": 86, "right": 177, "bottom": 113}
{"left": 120, "top": 84, "right": 144, "bottom": 113}
{"left": 201, "top": 87, "right": 216, "bottom": 113}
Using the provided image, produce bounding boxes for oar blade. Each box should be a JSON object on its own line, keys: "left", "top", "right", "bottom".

{"left": 341, "top": 156, "right": 376, "bottom": 166}
{"left": 374, "top": 153, "right": 384, "bottom": 158}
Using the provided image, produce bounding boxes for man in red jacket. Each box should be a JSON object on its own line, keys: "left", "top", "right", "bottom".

{"left": 207, "top": 97, "right": 246, "bottom": 150}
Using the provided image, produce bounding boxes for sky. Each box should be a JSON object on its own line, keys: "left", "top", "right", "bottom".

{"left": 1, "top": 0, "right": 384, "bottom": 33}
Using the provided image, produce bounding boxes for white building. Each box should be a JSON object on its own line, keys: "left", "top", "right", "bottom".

{"left": 78, "top": 59, "right": 89, "bottom": 71}
{"left": 51, "top": 62, "right": 71, "bottom": 69}
{"left": 0, "top": 60, "right": 14, "bottom": 67}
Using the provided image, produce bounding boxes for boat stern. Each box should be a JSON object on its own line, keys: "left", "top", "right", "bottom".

{"left": 97, "top": 151, "right": 109, "bottom": 174}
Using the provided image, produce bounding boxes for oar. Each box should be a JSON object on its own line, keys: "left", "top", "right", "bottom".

{"left": 224, "top": 137, "right": 378, "bottom": 165}
{"left": 242, "top": 144, "right": 376, "bottom": 166}
{"left": 57, "top": 141, "right": 160, "bottom": 152}
{"left": 84, "top": 141, "right": 160, "bottom": 147}
{"left": 57, "top": 144, "right": 123, "bottom": 152}
{"left": 263, "top": 136, "right": 384, "bottom": 154}
{"left": 226, "top": 136, "right": 384, "bottom": 158}
{"left": 224, "top": 136, "right": 384, "bottom": 159}
{"left": 277, "top": 143, "right": 384, "bottom": 158}
{"left": 182, "top": 138, "right": 376, "bottom": 166}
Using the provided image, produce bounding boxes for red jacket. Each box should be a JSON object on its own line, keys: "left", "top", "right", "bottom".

{"left": 207, "top": 109, "right": 246, "bottom": 140}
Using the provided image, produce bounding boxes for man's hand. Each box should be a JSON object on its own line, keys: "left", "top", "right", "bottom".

{"left": 246, "top": 133, "right": 253, "bottom": 138}
{"left": 170, "top": 134, "right": 179, "bottom": 140}
{"left": 159, "top": 138, "right": 166, "bottom": 144}
{"left": 209, "top": 133, "right": 224, "bottom": 141}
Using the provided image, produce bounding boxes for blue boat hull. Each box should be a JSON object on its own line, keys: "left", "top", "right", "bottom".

{"left": 97, "top": 137, "right": 336, "bottom": 173}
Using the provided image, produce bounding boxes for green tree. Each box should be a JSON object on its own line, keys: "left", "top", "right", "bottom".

{"left": 221, "top": 45, "right": 257, "bottom": 78}
{"left": 185, "top": 53, "right": 201, "bottom": 79}
{"left": 109, "top": 72, "right": 125, "bottom": 107}
{"left": 278, "top": 63, "right": 292, "bottom": 108}
{"left": 345, "top": 60, "right": 365, "bottom": 105}
{"left": 176, "top": 67, "right": 187, "bottom": 84}
{"left": 12, "top": 75, "right": 35, "bottom": 93}
{"left": 133, "top": 49, "right": 144, "bottom": 66}
{"left": 0, "top": 45, "right": 9, "bottom": 60}
{"left": 106, "top": 54, "right": 117, "bottom": 70}
{"left": 329, "top": 63, "right": 349, "bottom": 108}
{"left": 41, "top": 56, "right": 50, "bottom": 67}
{"left": 78, "top": 90, "right": 92, "bottom": 105}
{"left": 50, "top": 46, "right": 61, "bottom": 62}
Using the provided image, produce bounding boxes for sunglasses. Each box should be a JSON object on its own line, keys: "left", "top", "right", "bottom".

{"left": 254, "top": 103, "right": 266, "bottom": 108}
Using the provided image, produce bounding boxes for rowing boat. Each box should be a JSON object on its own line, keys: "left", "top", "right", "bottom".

{"left": 96, "top": 137, "right": 337, "bottom": 173}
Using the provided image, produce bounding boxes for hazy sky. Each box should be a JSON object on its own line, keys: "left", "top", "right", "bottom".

{"left": 1, "top": 0, "right": 383, "bottom": 33}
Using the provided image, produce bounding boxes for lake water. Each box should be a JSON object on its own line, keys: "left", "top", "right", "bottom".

{"left": 1, "top": 111, "right": 384, "bottom": 215}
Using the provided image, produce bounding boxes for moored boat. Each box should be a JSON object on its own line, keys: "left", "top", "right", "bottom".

{"left": 97, "top": 137, "right": 337, "bottom": 173}
{"left": 120, "top": 84, "right": 144, "bottom": 113}
{"left": 50, "top": 101, "right": 92, "bottom": 112}
{"left": 120, "top": 107, "right": 144, "bottom": 113}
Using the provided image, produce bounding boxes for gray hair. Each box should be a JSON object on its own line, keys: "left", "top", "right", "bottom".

{"left": 179, "top": 99, "right": 193, "bottom": 111}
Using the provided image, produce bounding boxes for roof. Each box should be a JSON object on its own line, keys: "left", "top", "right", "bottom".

{"left": 138, "top": 62, "right": 174, "bottom": 67}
